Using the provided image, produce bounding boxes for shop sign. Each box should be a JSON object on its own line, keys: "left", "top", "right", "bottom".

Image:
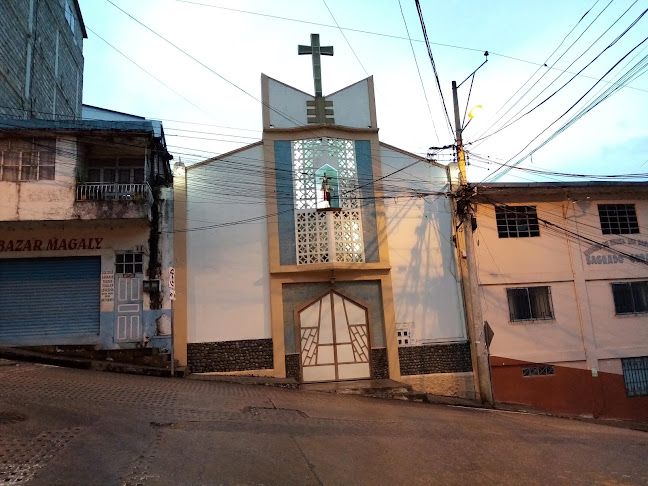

{"left": 0, "top": 237, "right": 103, "bottom": 253}
{"left": 101, "top": 271, "right": 114, "bottom": 303}
{"left": 584, "top": 237, "right": 648, "bottom": 265}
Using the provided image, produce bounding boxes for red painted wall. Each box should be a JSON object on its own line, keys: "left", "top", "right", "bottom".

{"left": 490, "top": 357, "right": 648, "bottom": 422}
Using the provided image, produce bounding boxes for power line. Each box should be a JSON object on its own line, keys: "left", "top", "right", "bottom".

{"left": 414, "top": 0, "right": 454, "bottom": 139}
{"left": 477, "top": 6, "right": 648, "bottom": 147}
{"left": 472, "top": 0, "right": 627, "bottom": 145}
{"left": 322, "top": 0, "right": 368, "bottom": 76}
{"left": 397, "top": 0, "right": 439, "bottom": 142}
{"left": 483, "top": 34, "right": 648, "bottom": 182}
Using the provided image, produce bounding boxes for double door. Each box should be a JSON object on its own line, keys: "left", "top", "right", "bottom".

{"left": 298, "top": 291, "right": 371, "bottom": 382}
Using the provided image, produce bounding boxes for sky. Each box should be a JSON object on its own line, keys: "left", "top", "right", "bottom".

{"left": 77, "top": 0, "right": 648, "bottom": 183}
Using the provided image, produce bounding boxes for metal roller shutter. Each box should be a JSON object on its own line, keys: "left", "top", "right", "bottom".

{"left": 0, "top": 257, "right": 101, "bottom": 344}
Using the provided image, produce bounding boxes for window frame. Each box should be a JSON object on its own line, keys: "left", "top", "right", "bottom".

{"left": 115, "top": 253, "right": 144, "bottom": 275}
{"left": 621, "top": 357, "right": 648, "bottom": 397}
{"left": 495, "top": 205, "right": 540, "bottom": 238}
{"left": 0, "top": 138, "right": 56, "bottom": 181}
{"left": 506, "top": 286, "right": 555, "bottom": 322}
{"left": 611, "top": 281, "right": 648, "bottom": 315}
{"left": 598, "top": 204, "right": 639, "bottom": 235}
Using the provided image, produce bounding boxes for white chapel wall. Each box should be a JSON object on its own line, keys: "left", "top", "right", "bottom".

{"left": 327, "top": 79, "right": 371, "bottom": 128}
{"left": 380, "top": 146, "right": 466, "bottom": 343}
{"left": 267, "top": 78, "right": 310, "bottom": 128}
{"left": 185, "top": 144, "right": 271, "bottom": 343}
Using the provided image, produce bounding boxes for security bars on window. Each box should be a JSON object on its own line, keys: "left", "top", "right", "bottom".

{"left": 506, "top": 287, "right": 554, "bottom": 321}
{"left": 522, "top": 365, "right": 555, "bottom": 377}
{"left": 293, "top": 138, "right": 364, "bottom": 264}
{"left": 621, "top": 356, "right": 648, "bottom": 397}
{"left": 495, "top": 205, "right": 540, "bottom": 238}
{"left": 0, "top": 138, "right": 56, "bottom": 181}
{"left": 598, "top": 204, "right": 639, "bottom": 235}
{"left": 611, "top": 281, "right": 648, "bottom": 314}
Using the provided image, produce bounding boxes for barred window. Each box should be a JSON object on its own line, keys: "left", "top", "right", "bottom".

{"left": 621, "top": 357, "right": 648, "bottom": 397}
{"left": 0, "top": 138, "right": 56, "bottom": 181}
{"left": 507, "top": 287, "right": 554, "bottom": 321}
{"left": 495, "top": 205, "right": 540, "bottom": 238}
{"left": 612, "top": 281, "right": 648, "bottom": 315}
{"left": 522, "top": 365, "right": 555, "bottom": 377}
{"left": 598, "top": 204, "right": 639, "bottom": 235}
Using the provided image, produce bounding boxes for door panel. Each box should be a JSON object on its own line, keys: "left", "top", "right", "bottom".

{"left": 115, "top": 276, "right": 142, "bottom": 342}
{"left": 298, "top": 291, "right": 371, "bottom": 382}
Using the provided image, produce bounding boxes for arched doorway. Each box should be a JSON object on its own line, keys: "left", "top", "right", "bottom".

{"left": 297, "top": 290, "right": 371, "bottom": 382}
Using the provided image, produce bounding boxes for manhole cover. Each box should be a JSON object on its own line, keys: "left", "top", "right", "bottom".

{"left": 0, "top": 412, "right": 26, "bottom": 424}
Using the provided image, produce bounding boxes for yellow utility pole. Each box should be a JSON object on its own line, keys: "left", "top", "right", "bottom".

{"left": 451, "top": 80, "right": 494, "bottom": 406}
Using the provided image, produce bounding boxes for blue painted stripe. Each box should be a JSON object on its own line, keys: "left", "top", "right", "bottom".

{"left": 355, "top": 140, "right": 380, "bottom": 263}
{"left": 275, "top": 140, "right": 296, "bottom": 265}
{"left": 0, "top": 257, "right": 100, "bottom": 344}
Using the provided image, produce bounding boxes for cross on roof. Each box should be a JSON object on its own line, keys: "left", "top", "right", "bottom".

{"left": 298, "top": 34, "right": 333, "bottom": 97}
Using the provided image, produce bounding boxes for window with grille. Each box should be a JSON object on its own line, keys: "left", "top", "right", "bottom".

{"left": 495, "top": 205, "right": 540, "bottom": 238}
{"left": 611, "top": 281, "right": 648, "bottom": 315}
{"left": 621, "top": 357, "right": 648, "bottom": 397}
{"left": 506, "top": 287, "right": 554, "bottom": 321}
{"left": 522, "top": 365, "right": 555, "bottom": 377}
{"left": 598, "top": 204, "right": 639, "bottom": 235}
{"left": 292, "top": 137, "right": 364, "bottom": 264}
{"left": 0, "top": 138, "right": 56, "bottom": 181}
{"left": 115, "top": 253, "right": 143, "bottom": 274}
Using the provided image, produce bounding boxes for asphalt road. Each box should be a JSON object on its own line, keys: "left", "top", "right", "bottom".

{"left": 0, "top": 360, "right": 646, "bottom": 486}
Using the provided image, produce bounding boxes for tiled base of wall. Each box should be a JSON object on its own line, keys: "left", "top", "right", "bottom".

{"left": 371, "top": 348, "right": 389, "bottom": 379}
{"left": 285, "top": 354, "right": 301, "bottom": 381}
{"left": 187, "top": 339, "right": 273, "bottom": 373}
{"left": 399, "top": 372, "right": 476, "bottom": 399}
{"left": 398, "top": 342, "right": 472, "bottom": 376}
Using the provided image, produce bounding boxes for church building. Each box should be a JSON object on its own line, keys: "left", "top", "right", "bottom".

{"left": 174, "top": 35, "right": 474, "bottom": 397}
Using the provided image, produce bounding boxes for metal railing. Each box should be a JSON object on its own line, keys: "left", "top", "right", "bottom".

{"left": 76, "top": 182, "right": 152, "bottom": 202}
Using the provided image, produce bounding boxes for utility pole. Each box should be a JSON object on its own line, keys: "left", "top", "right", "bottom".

{"left": 451, "top": 80, "right": 494, "bottom": 406}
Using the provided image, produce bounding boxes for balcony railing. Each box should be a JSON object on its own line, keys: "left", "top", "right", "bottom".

{"left": 76, "top": 182, "right": 153, "bottom": 203}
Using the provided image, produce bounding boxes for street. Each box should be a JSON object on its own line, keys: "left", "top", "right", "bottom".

{"left": 0, "top": 360, "right": 646, "bottom": 486}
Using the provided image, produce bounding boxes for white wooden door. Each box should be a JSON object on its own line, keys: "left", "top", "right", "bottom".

{"left": 115, "top": 276, "right": 142, "bottom": 342}
{"left": 299, "top": 291, "right": 371, "bottom": 382}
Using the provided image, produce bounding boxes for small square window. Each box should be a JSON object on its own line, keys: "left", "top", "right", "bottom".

{"left": 598, "top": 204, "right": 639, "bottom": 235}
{"left": 507, "top": 287, "right": 554, "bottom": 322}
{"left": 621, "top": 357, "right": 648, "bottom": 397}
{"left": 115, "top": 253, "right": 144, "bottom": 274}
{"left": 495, "top": 206, "right": 540, "bottom": 238}
{"left": 612, "top": 281, "right": 648, "bottom": 314}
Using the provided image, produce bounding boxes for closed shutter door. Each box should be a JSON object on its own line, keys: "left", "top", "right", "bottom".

{"left": 0, "top": 257, "right": 101, "bottom": 344}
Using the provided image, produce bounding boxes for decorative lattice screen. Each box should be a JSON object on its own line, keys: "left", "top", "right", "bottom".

{"left": 292, "top": 138, "right": 364, "bottom": 264}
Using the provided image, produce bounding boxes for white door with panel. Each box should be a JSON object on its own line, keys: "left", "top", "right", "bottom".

{"left": 298, "top": 291, "right": 371, "bottom": 382}
{"left": 114, "top": 253, "right": 144, "bottom": 343}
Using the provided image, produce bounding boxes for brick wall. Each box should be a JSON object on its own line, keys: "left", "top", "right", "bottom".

{"left": 0, "top": 0, "right": 83, "bottom": 120}
{"left": 187, "top": 339, "right": 274, "bottom": 374}
{"left": 398, "top": 342, "right": 472, "bottom": 376}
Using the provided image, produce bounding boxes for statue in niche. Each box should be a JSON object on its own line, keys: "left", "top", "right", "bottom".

{"left": 321, "top": 173, "right": 333, "bottom": 208}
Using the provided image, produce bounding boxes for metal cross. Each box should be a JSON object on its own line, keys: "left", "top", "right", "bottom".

{"left": 298, "top": 34, "right": 334, "bottom": 97}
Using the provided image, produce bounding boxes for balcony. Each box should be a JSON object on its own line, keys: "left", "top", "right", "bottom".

{"left": 74, "top": 182, "right": 153, "bottom": 220}
{"left": 76, "top": 182, "right": 153, "bottom": 203}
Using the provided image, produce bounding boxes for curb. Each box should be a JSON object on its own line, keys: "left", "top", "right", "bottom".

{"left": 0, "top": 346, "right": 186, "bottom": 378}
